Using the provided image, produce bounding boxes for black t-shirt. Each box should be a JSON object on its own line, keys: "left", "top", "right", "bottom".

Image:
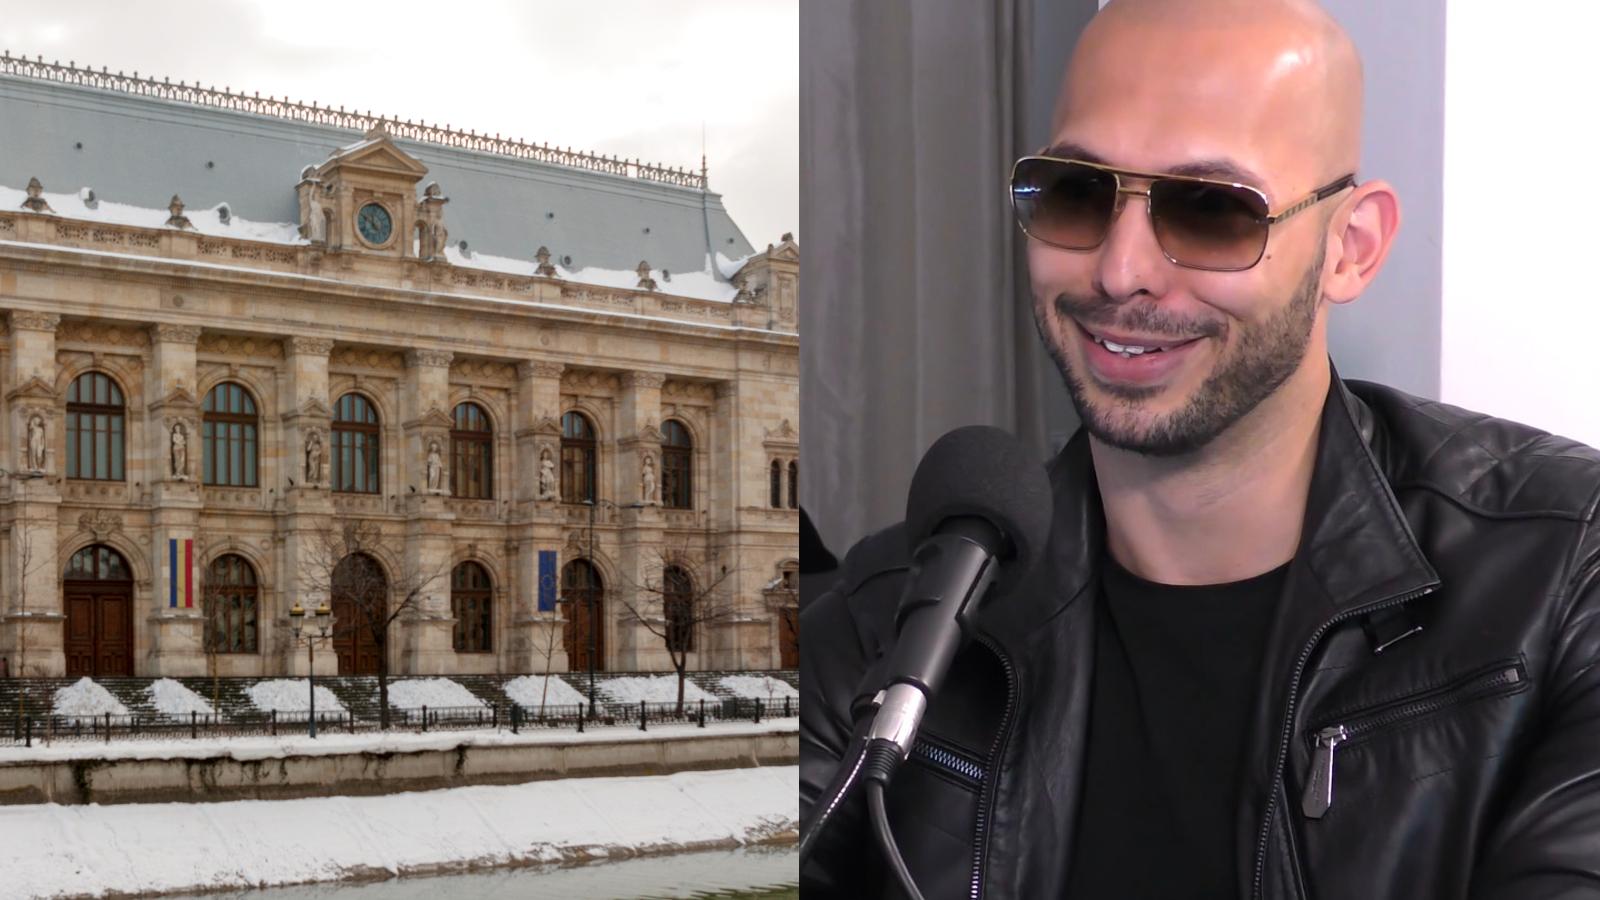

{"left": 1064, "top": 553, "right": 1289, "bottom": 900}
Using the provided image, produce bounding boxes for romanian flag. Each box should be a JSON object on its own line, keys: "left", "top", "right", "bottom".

{"left": 168, "top": 538, "right": 194, "bottom": 609}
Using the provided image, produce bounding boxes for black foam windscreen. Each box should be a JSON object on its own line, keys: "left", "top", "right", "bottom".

{"left": 904, "top": 425, "right": 1052, "bottom": 586}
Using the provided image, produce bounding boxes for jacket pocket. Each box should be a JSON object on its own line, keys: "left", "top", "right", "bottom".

{"left": 1301, "top": 658, "right": 1528, "bottom": 819}
{"left": 910, "top": 733, "right": 986, "bottom": 792}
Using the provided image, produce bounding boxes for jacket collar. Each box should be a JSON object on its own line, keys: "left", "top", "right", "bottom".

{"left": 980, "top": 358, "right": 1440, "bottom": 650}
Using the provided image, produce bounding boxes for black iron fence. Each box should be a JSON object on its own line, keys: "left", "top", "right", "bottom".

{"left": 3, "top": 695, "right": 797, "bottom": 747}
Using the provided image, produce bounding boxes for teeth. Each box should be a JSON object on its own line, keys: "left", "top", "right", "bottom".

{"left": 1096, "top": 336, "right": 1159, "bottom": 355}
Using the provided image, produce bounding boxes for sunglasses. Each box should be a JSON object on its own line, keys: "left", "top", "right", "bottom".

{"left": 1010, "top": 156, "right": 1356, "bottom": 272}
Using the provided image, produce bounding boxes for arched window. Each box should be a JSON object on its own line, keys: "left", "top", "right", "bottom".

{"left": 66, "top": 371, "right": 125, "bottom": 481}
{"left": 664, "top": 565, "right": 694, "bottom": 654}
{"left": 451, "top": 403, "right": 493, "bottom": 499}
{"left": 561, "top": 558, "right": 605, "bottom": 672}
{"left": 788, "top": 460, "right": 799, "bottom": 510}
{"left": 661, "top": 419, "right": 692, "bottom": 509}
{"left": 451, "top": 561, "right": 493, "bottom": 652}
{"left": 203, "top": 382, "right": 259, "bottom": 487}
{"left": 769, "top": 459, "right": 783, "bottom": 508}
{"left": 332, "top": 393, "right": 380, "bottom": 494}
{"left": 561, "top": 411, "right": 597, "bottom": 504}
{"left": 205, "top": 554, "right": 259, "bottom": 653}
{"left": 65, "top": 545, "right": 132, "bottom": 581}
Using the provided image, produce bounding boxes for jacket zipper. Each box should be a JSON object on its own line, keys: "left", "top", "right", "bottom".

{"left": 911, "top": 736, "right": 987, "bottom": 788}
{"left": 1251, "top": 584, "right": 1437, "bottom": 900}
{"left": 1300, "top": 660, "right": 1525, "bottom": 818}
{"left": 970, "top": 634, "right": 1019, "bottom": 900}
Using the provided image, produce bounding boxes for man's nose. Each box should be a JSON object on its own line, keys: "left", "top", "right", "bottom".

{"left": 1094, "top": 188, "right": 1171, "bottom": 300}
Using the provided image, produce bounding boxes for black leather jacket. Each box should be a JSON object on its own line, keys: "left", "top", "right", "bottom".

{"left": 800, "top": 374, "right": 1600, "bottom": 899}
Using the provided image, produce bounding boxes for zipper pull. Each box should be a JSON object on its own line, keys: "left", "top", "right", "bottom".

{"left": 1302, "top": 725, "right": 1349, "bottom": 819}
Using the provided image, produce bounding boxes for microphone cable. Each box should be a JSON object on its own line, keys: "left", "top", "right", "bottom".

{"left": 798, "top": 730, "right": 869, "bottom": 867}
{"left": 863, "top": 737, "right": 926, "bottom": 900}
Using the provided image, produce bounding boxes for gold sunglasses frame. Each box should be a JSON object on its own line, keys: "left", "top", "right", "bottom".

{"left": 1010, "top": 155, "right": 1357, "bottom": 272}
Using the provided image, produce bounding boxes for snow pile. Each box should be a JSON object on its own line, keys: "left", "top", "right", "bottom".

{"left": 0, "top": 183, "right": 305, "bottom": 244}
{"left": 386, "top": 678, "right": 485, "bottom": 710}
{"left": 247, "top": 680, "right": 347, "bottom": 714}
{"left": 0, "top": 766, "right": 799, "bottom": 898}
{"left": 146, "top": 679, "right": 215, "bottom": 717}
{"left": 503, "top": 674, "right": 590, "bottom": 711}
{"left": 51, "top": 678, "right": 129, "bottom": 719}
{"left": 719, "top": 675, "right": 799, "bottom": 701}
{"left": 601, "top": 674, "right": 715, "bottom": 704}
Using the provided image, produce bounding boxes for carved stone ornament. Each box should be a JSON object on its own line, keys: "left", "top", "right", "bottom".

{"left": 166, "top": 195, "right": 194, "bottom": 230}
{"left": 519, "top": 360, "right": 565, "bottom": 380}
{"left": 287, "top": 336, "right": 335, "bottom": 357}
{"left": 152, "top": 323, "right": 203, "bottom": 344}
{"left": 766, "top": 418, "right": 799, "bottom": 442}
{"left": 78, "top": 509, "right": 123, "bottom": 539}
{"left": 405, "top": 348, "right": 454, "bottom": 369}
{"left": 534, "top": 246, "right": 558, "bottom": 277}
{"left": 635, "top": 260, "right": 658, "bottom": 291}
{"left": 21, "top": 177, "right": 53, "bottom": 213}
{"left": 9, "top": 311, "right": 61, "bottom": 333}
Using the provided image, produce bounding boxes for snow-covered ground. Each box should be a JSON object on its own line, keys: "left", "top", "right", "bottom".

{"left": 599, "top": 675, "right": 714, "bottom": 705}
{"left": 0, "top": 765, "right": 798, "bottom": 900}
{"left": 503, "top": 674, "right": 590, "bottom": 711}
{"left": 0, "top": 720, "right": 798, "bottom": 765}
{"left": 385, "top": 678, "right": 484, "bottom": 710}
{"left": 146, "top": 679, "right": 215, "bottom": 717}
{"left": 248, "top": 680, "right": 347, "bottom": 715}
{"left": 719, "top": 675, "right": 800, "bottom": 701}
{"left": 51, "top": 678, "right": 128, "bottom": 719}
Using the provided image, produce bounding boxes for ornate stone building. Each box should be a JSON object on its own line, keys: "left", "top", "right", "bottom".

{"left": 0, "top": 56, "right": 799, "bottom": 679}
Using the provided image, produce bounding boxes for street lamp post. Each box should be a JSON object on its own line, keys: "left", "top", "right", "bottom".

{"left": 288, "top": 599, "right": 333, "bottom": 738}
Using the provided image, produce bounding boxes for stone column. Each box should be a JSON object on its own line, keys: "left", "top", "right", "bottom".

{"left": 3, "top": 311, "right": 65, "bottom": 675}
{"left": 510, "top": 360, "right": 565, "bottom": 673}
{"left": 617, "top": 371, "right": 665, "bottom": 507}
{"left": 279, "top": 336, "right": 335, "bottom": 676}
{"left": 397, "top": 349, "right": 456, "bottom": 674}
{"left": 145, "top": 324, "right": 205, "bottom": 675}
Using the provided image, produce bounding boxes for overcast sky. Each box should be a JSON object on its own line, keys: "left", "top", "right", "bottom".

{"left": 0, "top": 0, "right": 798, "bottom": 247}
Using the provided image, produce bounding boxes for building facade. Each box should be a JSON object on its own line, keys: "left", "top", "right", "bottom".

{"left": 0, "top": 57, "right": 799, "bottom": 680}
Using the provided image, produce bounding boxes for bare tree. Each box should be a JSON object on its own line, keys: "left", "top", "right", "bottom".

{"left": 529, "top": 620, "right": 566, "bottom": 718}
{"left": 616, "top": 541, "right": 743, "bottom": 715}
{"left": 301, "top": 519, "right": 449, "bottom": 729}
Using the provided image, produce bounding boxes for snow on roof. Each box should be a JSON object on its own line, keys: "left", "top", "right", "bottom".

{"left": 445, "top": 244, "right": 742, "bottom": 304}
{"left": 0, "top": 182, "right": 306, "bottom": 244}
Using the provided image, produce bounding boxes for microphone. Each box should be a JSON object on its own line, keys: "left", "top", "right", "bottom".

{"left": 865, "top": 425, "right": 1052, "bottom": 766}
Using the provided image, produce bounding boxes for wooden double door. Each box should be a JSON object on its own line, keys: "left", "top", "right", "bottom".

{"left": 63, "top": 545, "right": 136, "bottom": 677}
{"left": 331, "top": 554, "right": 385, "bottom": 675}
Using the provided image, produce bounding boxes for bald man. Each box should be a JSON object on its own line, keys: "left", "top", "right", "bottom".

{"left": 799, "top": 1, "right": 1600, "bottom": 898}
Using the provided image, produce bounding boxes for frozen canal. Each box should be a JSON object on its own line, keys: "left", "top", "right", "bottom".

{"left": 162, "top": 845, "right": 798, "bottom": 899}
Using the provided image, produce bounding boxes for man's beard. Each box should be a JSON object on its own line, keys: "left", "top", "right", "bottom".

{"left": 1037, "top": 248, "right": 1324, "bottom": 457}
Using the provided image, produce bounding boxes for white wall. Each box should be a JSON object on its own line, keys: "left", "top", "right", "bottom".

{"left": 1442, "top": 4, "right": 1600, "bottom": 447}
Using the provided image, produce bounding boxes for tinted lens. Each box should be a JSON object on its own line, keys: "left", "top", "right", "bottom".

{"left": 1011, "top": 159, "right": 1118, "bottom": 250}
{"left": 1148, "top": 179, "right": 1270, "bottom": 270}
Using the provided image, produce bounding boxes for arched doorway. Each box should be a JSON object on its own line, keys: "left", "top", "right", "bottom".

{"left": 331, "top": 553, "right": 386, "bottom": 675}
{"left": 560, "top": 559, "right": 605, "bottom": 673}
{"left": 63, "top": 545, "right": 134, "bottom": 677}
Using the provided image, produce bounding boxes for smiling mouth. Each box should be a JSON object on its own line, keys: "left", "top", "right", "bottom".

{"left": 1076, "top": 322, "right": 1203, "bottom": 358}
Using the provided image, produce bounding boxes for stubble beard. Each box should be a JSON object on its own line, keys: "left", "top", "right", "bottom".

{"left": 1037, "top": 247, "right": 1325, "bottom": 457}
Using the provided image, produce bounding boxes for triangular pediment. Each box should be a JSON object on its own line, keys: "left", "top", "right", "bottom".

{"left": 148, "top": 386, "right": 199, "bottom": 413}
{"left": 319, "top": 129, "right": 429, "bottom": 182}
{"left": 404, "top": 407, "right": 455, "bottom": 431}
{"left": 5, "top": 374, "right": 58, "bottom": 403}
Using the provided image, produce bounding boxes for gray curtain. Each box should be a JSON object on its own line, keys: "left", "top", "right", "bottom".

{"left": 800, "top": 0, "right": 1099, "bottom": 554}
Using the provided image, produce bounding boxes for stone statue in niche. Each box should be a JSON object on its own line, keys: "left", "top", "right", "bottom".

{"left": 170, "top": 423, "right": 189, "bottom": 479}
{"left": 426, "top": 440, "right": 445, "bottom": 492}
{"left": 304, "top": 430, "right": 324, "bottom": 484}
{"left": 26, "top": 415, "right": 46, "bottom": 471}
{"left": 537, "top": 449, "right": 558, "bottom": 501}
{"left": 641, "top": 453, "right": 658, "bottom": 505}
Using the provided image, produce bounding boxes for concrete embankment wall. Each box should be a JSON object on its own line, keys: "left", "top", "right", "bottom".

{"left": 0, "top": 728, "right": 798, "bottom": 805}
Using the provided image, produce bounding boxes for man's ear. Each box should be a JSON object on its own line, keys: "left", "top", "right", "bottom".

{"left": 1323, "top": 179, "right": 1401, "bottom": 305}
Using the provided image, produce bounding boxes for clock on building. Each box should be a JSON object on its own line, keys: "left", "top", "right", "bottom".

{"left": 356, "top": 202, "right": 393, "bottom": 245}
